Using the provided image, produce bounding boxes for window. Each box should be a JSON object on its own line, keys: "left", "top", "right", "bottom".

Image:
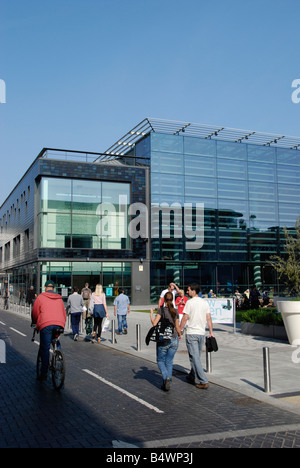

{"left": 39, "top": 178, "right": 130, "bottom": 250}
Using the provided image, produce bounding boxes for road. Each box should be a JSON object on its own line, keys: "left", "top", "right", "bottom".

{"left": 1, "top": 308, "right": 300, "bottom": 452}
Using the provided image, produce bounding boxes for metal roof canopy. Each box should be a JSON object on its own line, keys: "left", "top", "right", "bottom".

{"left": 99, "top": 117, "right": 300, "bottom": 159}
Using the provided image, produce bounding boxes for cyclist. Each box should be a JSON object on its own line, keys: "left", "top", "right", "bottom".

{"left": 32, "top": 280, "right": 66, "bottom": 381}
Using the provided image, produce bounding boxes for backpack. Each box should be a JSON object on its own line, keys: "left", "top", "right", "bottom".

{"left": 145, "top": 308, "right": 175, "bottom": 345}
{"left": 82, "top": 288, "right": 90, "bottom": 299}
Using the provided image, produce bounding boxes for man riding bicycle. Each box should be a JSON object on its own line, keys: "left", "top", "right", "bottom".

{"left": 32, "top": 280, "right": 66, "bottom": 381}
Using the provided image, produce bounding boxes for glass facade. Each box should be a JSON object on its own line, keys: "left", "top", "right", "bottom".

{"left": 134, "top": 132, "right": 300, "bottom": 299}
{"left": 40, "top": 261, "right": 131, "bottom": 305}
{"left": 0, "top": 121, "right": 299, "bottom": 305}
{"left": 38, "top": 177, "right": 131, "bottom": 250}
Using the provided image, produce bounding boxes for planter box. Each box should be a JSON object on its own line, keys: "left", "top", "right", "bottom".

{"left": 277, "top": 301, "right": 300, "bottom": 346}
{"left": 241, "top": 322, "right": 288, "bottom": 341}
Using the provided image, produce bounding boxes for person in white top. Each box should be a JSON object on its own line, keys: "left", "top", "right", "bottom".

{"left": 180, "top": 283, "right": 214, "bottom": 389}
{"left": 158, "top": 282, "right": 179, "bottom": 308}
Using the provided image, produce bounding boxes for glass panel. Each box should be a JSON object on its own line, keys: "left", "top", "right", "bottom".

{"left": 183, "top": 263, "right": 201, "bottom": 286}
{"left": 185, "top": 176, "right": 216, "bottom": 198}
{"left": 217, "top": 140, "right": 247, "bottom": 160}
{"left": 151, "top": 173, "right": 184, "bottom": 198}
{"left": 277, "top": 165, "right": 300, "bottom": 184}
{"left": 102, "top": 262, "right": 124, "bottom": 304}
{"left": 279, "top": 204, "right": 300, "bottom": 226}
{"left": 217, "top": 265, "right": 234, "bottom": 296}
{"left": 249, "top": 181, "right": 276, "bottom": 202}
{"left": 249, "top": 201, "right": 278, "bottom": 230}
{"left": 40, "top": 212, "right": 71, "bottom": 248}
{"left": 41, "top": 178, "right": 71, "bottom": 212}
{"left": 200, "top": 264, "right": 216, "bottom": 294}
{"left": 72, "top": 215, "right": 100, "bottom": 249}
{"left": 151, "top": 133, "right": 183, "bottom": 153}
{"left": 184, "top": 136, "right": 216, "bottom": 157}
{"left": 72, "top": 180, "right": 101, "bottom": 214}
{"left": 248, "top": 162, "right": 276, "bottom": 182}
{"left": 101, "top": 182, "right": 131, "bottom": 249}
{"left": 232, "top": 265, "right": 249, "bottom": 292}
{"left": 277, "top": 148, "right": 300, "bottom": 166}
{"left": 247, "top": 145, "right": 275, "bottom": 163}
{"left": 278, "top": 184, "right": 300, "bottom": 204}
{"left": 217, "top": 179, "right": 248, "bottom": 199}
{"left": 217, "top": 199, "right": 249, "bottom": 229}
{"left": 184, "top": 155, "right": 216, "bottom": 177}
{"left": 217, "top": 158, "right": 247, "bottom": 179}
{"left": 151, "top": 151, "right": 184, "bottom": 174}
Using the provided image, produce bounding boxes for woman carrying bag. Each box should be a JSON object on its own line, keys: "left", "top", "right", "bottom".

{"left": 150, "top": 291, "right": 181, "bottom": 392}
{"left": 91, "top": 284, "right": 108, "bottom": 343}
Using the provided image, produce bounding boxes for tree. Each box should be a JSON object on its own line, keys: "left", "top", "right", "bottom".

{"left": 267, "top": 219, "right": 300, "bottom": 295}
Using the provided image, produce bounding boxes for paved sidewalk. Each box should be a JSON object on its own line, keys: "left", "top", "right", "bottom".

{"left": 97, "top": 306, "right": 300, "bottom": 413}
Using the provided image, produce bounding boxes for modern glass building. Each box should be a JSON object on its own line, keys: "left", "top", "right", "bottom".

{"left": 0, "top": 118, "right": 299, "bottom": 304}
{"left": 0, "top": 149, "right": 150, "bottom": 305}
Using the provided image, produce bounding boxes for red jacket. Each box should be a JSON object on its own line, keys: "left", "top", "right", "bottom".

{"left": 32, "top": 292, "right": 67, "bottom": 332}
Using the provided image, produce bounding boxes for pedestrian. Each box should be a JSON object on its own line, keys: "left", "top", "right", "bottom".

{"left": 175, "top": 289, "right": 188, "bottom": 324}
{"left": 81, "top": 283, "right": 93, "bottom": 338}
{"left": 114, "top": 288, "right": 130, "bottom": 335}
{"left": 158, "top": 282, "right": 179, "bottom": 308}
{"left": 32, "top": 280, "right": 66, "bottom": 380}
{"left": 26, "top": 286, "right": 37, "bottom": 307}
{"left": 249, "top": 285, "right": 260, "bottom": 309}
{"left": 81, "top": 283, "right": 92, "bottom": 317}
{"left": 150, "top": 291, "right": 181, "bottom": 392}
{"left": 67, "top": 287, "right": 84, "bottom": 341}
{"left": 19, "top": 288, "right": 25, "bottom": 305}
{"left": 91, "top": 284, "right": 108, "bottom": 343}
{"left": 180, "top": 283, "right": 214, "bottom": 390}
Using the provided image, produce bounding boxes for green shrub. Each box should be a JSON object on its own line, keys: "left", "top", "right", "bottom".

{"left": 241, "top": 308, "right": 283, "bottom": 326}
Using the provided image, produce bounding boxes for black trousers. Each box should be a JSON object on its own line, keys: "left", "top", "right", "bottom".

{"left": 93, "top": 317, "right": 103, "bottom": 338}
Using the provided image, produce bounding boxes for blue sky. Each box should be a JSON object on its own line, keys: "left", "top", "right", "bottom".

{"left": 1, "top": 0, "right": 299, "bottom": 205}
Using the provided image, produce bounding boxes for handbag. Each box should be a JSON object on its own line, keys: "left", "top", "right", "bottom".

{"left": 205, "top": 336, "right": 218, "bottom": 352}
{"left": 102, "top": 317, "right": 110, "bottom": 332}
{"left": 145, "top": 308, "right": 174, "bottom": 346}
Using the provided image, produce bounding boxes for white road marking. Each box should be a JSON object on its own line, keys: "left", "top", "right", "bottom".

{"left": 82, "top": 369, "right": 164, "bottom": 414}
{"left": 9, "top": 327, "right": 26, "bottom": 337}
{"left": 0, "top": 321, "right": 6, "bottom": 325}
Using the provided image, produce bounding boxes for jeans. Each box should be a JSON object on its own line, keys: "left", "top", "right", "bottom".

{"left": 186, "top": 334, "right": 208, "bottom": 385}
{"left": 39, "top": 325, "right": 61, "bottom": 376}
{"left": 71, "top": 312, "right": 81, "bottom": 335}
{"left": 117, "top": 314, "right": 127, "bottom": 333}
{"left": 156, "top": 337, "right": 179, "bottom": 380}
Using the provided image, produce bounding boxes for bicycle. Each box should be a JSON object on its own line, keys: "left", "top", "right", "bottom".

{"left": 32, "top": 326, "right": 66, "bottom": 391}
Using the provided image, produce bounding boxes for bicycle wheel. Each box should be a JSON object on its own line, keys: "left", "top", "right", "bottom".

{"left": 36, "top": 349, "right": 43, "bottom": 380}
{"left": 51, "top": 350, "right": 65, "bottom": 391}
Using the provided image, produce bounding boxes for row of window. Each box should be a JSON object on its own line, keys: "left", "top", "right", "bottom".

{"left": 150, "top": 133, "right": 300, "bottom": 166}
{"left": 0, "top": 230, "right": 30, "bottom": 263}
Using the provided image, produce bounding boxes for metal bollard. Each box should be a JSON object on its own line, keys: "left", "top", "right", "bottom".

{"left": 112, "top": 319, "right": 117, "bottom": 344}
{"left": 206, "top": 348, "right": 212, "bottom": 373}
{"left": 263, "top": 347, "right": 271, "bottom": 393}
{"left": 136, "top": 324, "right": 141, "bottom": 351}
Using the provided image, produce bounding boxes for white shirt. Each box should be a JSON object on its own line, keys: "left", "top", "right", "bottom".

{"left": 160, "top": 288, "right": 176, "bottom": 307}
{"left": 184, "top": 296, "right": 210, "bottom": 335}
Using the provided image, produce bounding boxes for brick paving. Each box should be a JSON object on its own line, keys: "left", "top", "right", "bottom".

{"left": 1, "top": 309, "right": 300, "bottom": 449}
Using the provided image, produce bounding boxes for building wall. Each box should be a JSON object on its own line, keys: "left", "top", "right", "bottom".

{"left": 137, "top": 132, "right": 300, "bottom": 298}
{"left": 0, "top": 156, "right": 151, "bottom": 305}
